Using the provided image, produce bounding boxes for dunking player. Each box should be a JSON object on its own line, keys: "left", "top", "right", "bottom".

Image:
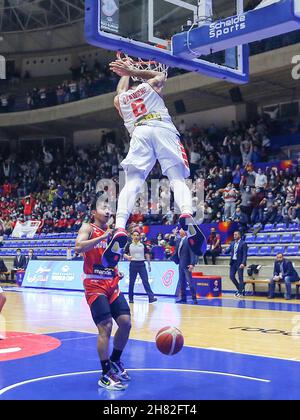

{"left": 0, "top": 286, "right": 6, "bottom": 340}
{"left": 75, "top": 199, "right": 131, "bottom": 391}
{"left": 102, "top": 57, "right": 206, "bottom": 268}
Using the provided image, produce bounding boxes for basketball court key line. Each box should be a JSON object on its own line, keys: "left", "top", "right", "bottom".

{"left": 0, "top": 368, "right": 271, "bottom": 396}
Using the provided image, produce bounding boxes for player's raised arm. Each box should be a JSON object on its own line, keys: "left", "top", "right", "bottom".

{"left": 113, "top": 75, "right": 130, "bottom": 113}
{"left": 110, "top": 59, "right": 167, "bottom": 93}
{"left": 116, "top": 76, "right": 130, "bottom": 96}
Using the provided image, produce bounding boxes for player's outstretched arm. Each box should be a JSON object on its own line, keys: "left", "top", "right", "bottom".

{"left": 110, "top": 60, "right": 166, "bottom": 85}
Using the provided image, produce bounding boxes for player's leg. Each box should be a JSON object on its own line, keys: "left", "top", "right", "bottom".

{"left": 155, "top": 128, "right": 206, "bottom": 255}
{"left": 0, "top": 288, "right": 6, "bottom": 313}
{"left": 103, "top": 127, "right": 155, "bottom": 268}
{"left": 116, "top": 168, "right": 147, "bottom": 230}
{"left": 102, "top": 168, "right": 146, "bottom": 268}
{"left": 90, "top": 295, "right": 127, "bottom": 390}
{"left": 0, "top": 287, "right": 6, "bottom": 340}
{"left": 109, "top": 294, "right": 132, "bottom": 381}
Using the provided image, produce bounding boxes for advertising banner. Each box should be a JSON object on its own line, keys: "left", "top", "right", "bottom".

{"left": 23, "top": 260, "right": 179, "bottom": 296}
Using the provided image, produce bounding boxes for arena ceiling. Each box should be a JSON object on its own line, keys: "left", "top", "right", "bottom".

{"left": 0, "top": 0, "right": 85, "bottom": 33}
{"left": 0, "top": 0, "right": 261, "bottom": 33}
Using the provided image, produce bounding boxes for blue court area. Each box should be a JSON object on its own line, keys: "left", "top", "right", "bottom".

{"left": 1, "top": 330, "right": 300, "bottom": 400}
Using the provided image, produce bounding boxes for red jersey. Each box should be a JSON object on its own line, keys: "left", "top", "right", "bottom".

{"left": 82, "top": 223, "right": 120, "bottom": 307}
{"left": 83, "top": 223, "right": 117, "bottom": 276}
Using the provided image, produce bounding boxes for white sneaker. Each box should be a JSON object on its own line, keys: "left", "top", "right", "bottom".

{"left": 98, "top": 369, "right": 128, "bottom": 391}
{"left": 0, "top": 334, "right": 5, "bottom": 340}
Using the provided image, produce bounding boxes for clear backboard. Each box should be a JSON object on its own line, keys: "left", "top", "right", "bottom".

{"left": 85, "top": 0, "right": 249, "bottom": 83}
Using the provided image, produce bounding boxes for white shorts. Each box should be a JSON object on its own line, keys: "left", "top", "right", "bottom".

{"left": 121, "top": 125, "right": 190, "bottom": 178}
{"left": 0, "top": 286, "right": 3, "bottom": 294}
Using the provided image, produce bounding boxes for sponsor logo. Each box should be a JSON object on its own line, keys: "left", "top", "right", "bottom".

{"left": 36, "top": 266, "right": 51, "bottom": 274}
{"left": 209, "top": 15, "right": 246, "bottom": 39}
{"left": 230, "top": 326, "right": 300, "bottom": 337}
{"left": 162, "top": 269, "right": 174, "bottom": 288}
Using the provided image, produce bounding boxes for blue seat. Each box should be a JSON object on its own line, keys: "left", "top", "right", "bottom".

{"left": 275, "top": 223, "right": 287, "bottom": 231}
{"left": 272, "top": 245, "right": 286, "bottom": 256}
{"left": 286, "top": 246, "right": 299, "bottom": 256}
{"left": 280, "top": 233, "right": 293, "bottom": 243}
{"left": 39, "top": 249, "right": 46, "bottom": 256}
{"left": 267, "top": 234, "right": 280, "bottom": 243}
{"left": 293, "top": 234, "right": 300, "bottom": 243}
{"left": 263, "top": 223, "right": 274, "bottom": 232}
{"left": 248, "top": 246, "right": 259, "bottom": 256}
{"left": 259, "top": 246, "right": 272, "bottom": 256}
{"left": 256, "top": 234, "right": 268, "bottom": 244}
{"left": 245, "top": 234, "right": 255, "bottom": 244}
{"left": 288, "top": 223, "right": 299, "bottom": 231}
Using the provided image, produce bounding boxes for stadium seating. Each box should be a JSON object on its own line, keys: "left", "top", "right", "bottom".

{"left": 280, "top": 233, "right": 293, "bottom": 243}
{"left": 259, "top": 246, "right": 272, "bottom": 256}
{"left": 285, "top": 246, "right": 299, "bottom": 256}
{"left": 0, "top": 232, "right": 76, "bottom": 258}
{"left": 267, "top": 234, "right": 280, "bottom": 243}
{"left": 271, "top": 245, "right": 286, "bottom": 256}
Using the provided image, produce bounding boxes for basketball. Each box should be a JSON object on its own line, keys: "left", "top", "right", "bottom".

{"left": 155, "top": 326, "right": 184, "bottom": 355}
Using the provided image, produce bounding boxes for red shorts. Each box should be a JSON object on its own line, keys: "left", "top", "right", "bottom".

{"left": 83, "top": 276, "right": 121, "bottom": 307}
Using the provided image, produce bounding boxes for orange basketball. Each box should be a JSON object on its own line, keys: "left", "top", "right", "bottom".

{"left": 155, "top": 326, "right": 184, "bottom": 355}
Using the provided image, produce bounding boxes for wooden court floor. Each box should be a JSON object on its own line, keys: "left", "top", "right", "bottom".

{"left": 2, "top": 288, "right": 300, "bottom": 361}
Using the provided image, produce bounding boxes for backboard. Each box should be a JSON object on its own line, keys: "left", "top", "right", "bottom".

{"left": 85, "top": 0, "right": 249, "bottom": 84}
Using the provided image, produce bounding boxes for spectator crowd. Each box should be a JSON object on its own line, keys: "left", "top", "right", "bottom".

{"left": 1, "top": 117, "right": 300, "bottom": 243}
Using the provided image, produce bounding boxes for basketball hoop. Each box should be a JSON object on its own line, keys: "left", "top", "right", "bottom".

{"left": 116, "top": 52, "right": 169, "bottom": 82}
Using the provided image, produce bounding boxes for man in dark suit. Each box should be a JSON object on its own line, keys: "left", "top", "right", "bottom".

{"left": 173, "top": 228, "right": 198, "bottom": 304}
{"left": 26, "top": 249, "right": 38, "bottom": 267}
{"left": 227, "top": 231, "right": 248, "bottom": 297}
{"left": 269, "top": 253, "right": 300, "bottom": 300}
{"left": 11, "top": 249, "right": 27, "bottom": 281}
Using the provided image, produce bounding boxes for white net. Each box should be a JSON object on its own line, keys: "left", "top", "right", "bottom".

{"left": 116, "top": 52, "right": 169, "bottom": 82}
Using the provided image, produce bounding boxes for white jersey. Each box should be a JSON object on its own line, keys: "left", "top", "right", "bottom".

{"left": 118, "top": 83, "right": 179, "bottom": 136}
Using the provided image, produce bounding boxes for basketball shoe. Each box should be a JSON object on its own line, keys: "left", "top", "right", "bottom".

{"left": 98, "top": 369, "right": 128, "bottom": 391}
{"left": 102, "top": 228, "right": 128, "bottom": 268}
{"left": 110, "top": 360, "right": 131, "bottom": 381}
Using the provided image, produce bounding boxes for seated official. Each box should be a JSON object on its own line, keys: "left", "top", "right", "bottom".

{"left": 203, "top": 227, "right": 221, "bottom": 265}
{"left": 26, "top": 249, "right": 38, "bottom": 267}
{"left": 11, "top": 249, "right": 27, "bottom": 281}
{"left": 268, "top": 253, "right": 300, "bottom": 300}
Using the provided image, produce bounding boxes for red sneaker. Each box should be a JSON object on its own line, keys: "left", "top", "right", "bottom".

{"left": 179, "top": 214, "right": 207, "bottom": 256}
{"left": 102, "top": 228, "right": 128, "bottom": 268}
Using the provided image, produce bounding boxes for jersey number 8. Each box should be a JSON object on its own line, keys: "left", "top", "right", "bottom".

{"left": 131, "top": 99, "right": 147, "bottom": 118}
